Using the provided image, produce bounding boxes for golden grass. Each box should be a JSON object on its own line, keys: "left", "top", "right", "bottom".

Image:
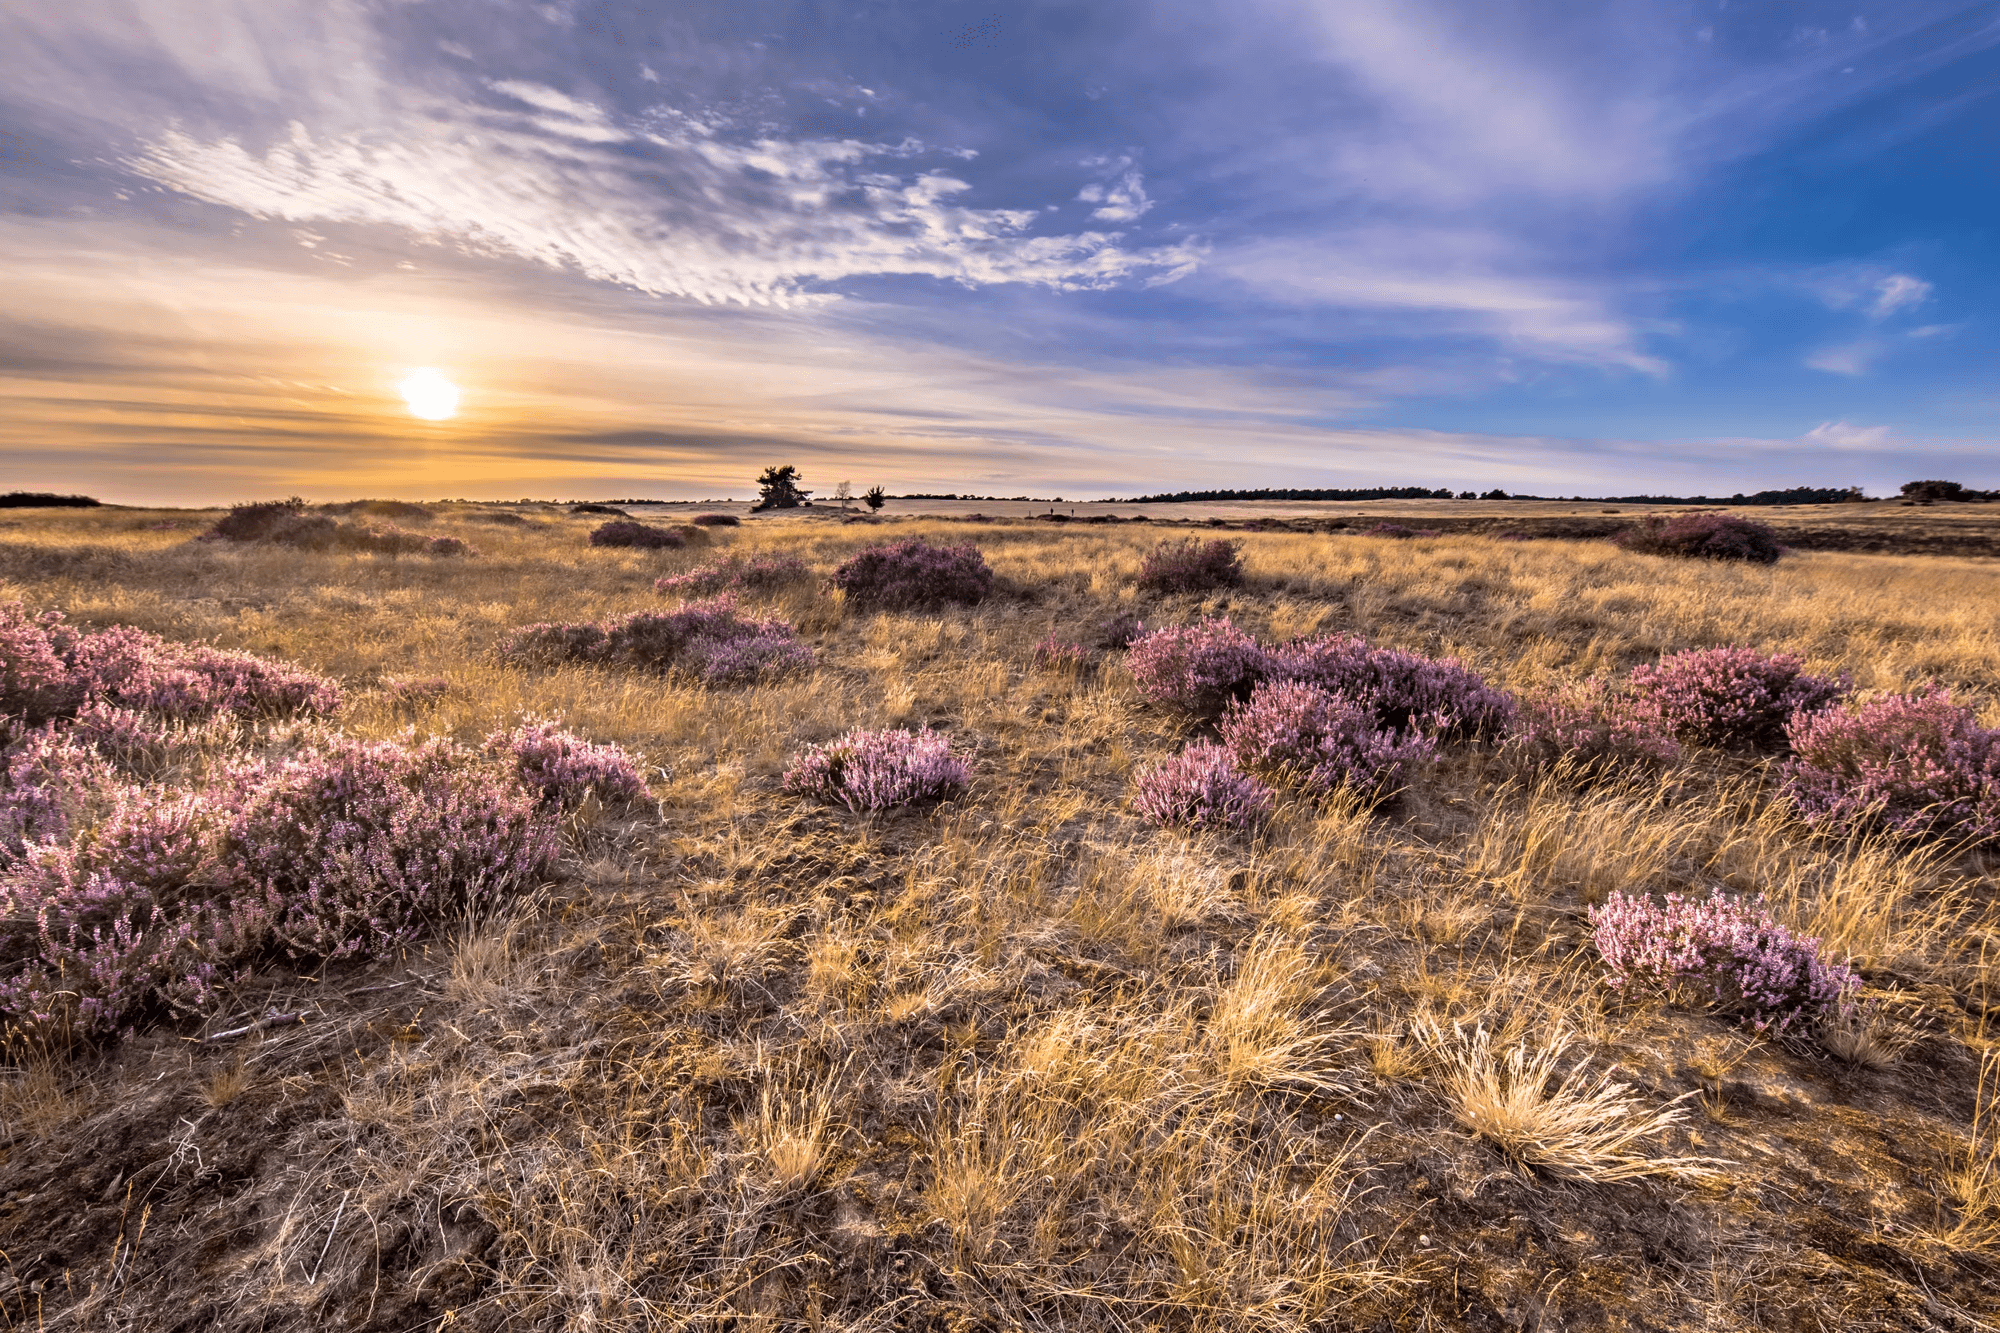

{"left": 1, "top": 505, "right": 1997, "bottom": 1329}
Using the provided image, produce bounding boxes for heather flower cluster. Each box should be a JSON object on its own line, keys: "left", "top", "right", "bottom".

{"left": 1124, "top": 618, "right": 1268, "bottom": 720}
{"left": 784, "top": 728, "right": 969, "bottom": 812}
{"left": 1503, "top": 680, "right": 1681, "bottom": 780}
{"left": 654, "top": 553, "right": 810, "bottom": 598}
{"left": 1613, "top": 511, "right": 1784, "bottom": 564}
{"left": 1591, "top": 889, "right": 1858, "bottom": 1034}
{"left": 590, "top": 520, "right": 696, "bottom": 550}
{"left": 0, "top": 602, "right": 341, "bottom": 724}
{"left": 505, "top": 596, "right": 812, "bottom": 684}
{"left": 1628, "top": 647, "right": 1847, "bottom": 752}
{"left": 483, "top": 716, "right": 649, "bottom": 808}
{"left": 831, "top": 540, "right": 993, "bottom": 611}
{"left": 1136, "top": 539, "right": 1244, "bottom": 595}
{"left": 1132, "top": 742, "right": 1274, "bottom": 832}
{"left": 1782, "top": 687, "right": 2000, "bottom": 840}
{"left": 1218, "top": 679, "right": 1437, "bottom": 804}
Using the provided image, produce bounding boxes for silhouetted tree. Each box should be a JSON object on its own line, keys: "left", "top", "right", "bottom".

{"left": 864, "top": 485, "right": 887, "bottom": 512}
{"left": 753, "top": 465, "right": 810, "bottom": 511}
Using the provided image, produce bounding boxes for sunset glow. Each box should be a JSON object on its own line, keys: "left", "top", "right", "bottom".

{"left": 399, "top": 368, "right": 460, "bottom": 422}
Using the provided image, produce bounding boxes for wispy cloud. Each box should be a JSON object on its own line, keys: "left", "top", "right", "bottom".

{"left": 1805, "top": 341, "right": 1880, "bottom": 376}
{"left": 1802, "top": 419, "right": 1895, "bottom": 450}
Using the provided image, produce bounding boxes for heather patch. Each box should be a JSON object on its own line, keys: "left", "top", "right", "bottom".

{"left": 832, "top": 539, "right": 993, "bottom": 611}
{"left": 1614, "top": 511, "right": 1783, "bottom": 564}
{"left": 1628, "top": 647, "right": 1847, "bottom": 752}
{"left": 1783, "top": 688, "right": 2000, "bottom": 841}
{"left": 590, "top": 520, "right": 697, "bottom": 550}
{"left": 204, "top": 499, "right": 465, "bottom": 556}
{"left": 1125, "top": 617, "right": 1268, "bottom": 720}
{"left": 1503, "top": 680, "right": 1680, "bottom": 781}
{"left": 505, "top": 596, "right": 812, "bottom": 683}
{"left": 1132, "top": 741, "right": 1274, "bottom": 832}
{"left": 1219, "top": 679, "right": 1436, "bottom": 804}
{"left": 1098, "top": 612, "right": 1147, "bottom": 650}
{"left": 784, "top": 727, "right": 969, "bottom": 811}
{"left": 484, "top": 717, "right": 648, "bottom": 808}
{"left": 654, "top": 553, "right": 811, "bottom": 598}
{"left": 1137, "top": 538, "right": 1243, "bottom": 595}
{"left": 1591, "top": 889, "right": 1858, "bottom": 1036}
{"left": 1267, "top": 634, "right": 1513, "bottom": 740}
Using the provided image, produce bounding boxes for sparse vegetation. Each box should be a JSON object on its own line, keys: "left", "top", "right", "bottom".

{"left": 1614, "top": 509, "right": 1785, "bottom": 563}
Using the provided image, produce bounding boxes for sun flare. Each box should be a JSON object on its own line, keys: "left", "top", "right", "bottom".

{"left": 399, "top": 367, "right": 460, "bottom": 421}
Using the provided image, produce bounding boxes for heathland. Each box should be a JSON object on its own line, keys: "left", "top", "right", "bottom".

{"left": 0, "top": 499, "right": 1996, "bottom": 1332}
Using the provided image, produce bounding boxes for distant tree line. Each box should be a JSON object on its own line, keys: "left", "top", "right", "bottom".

{"left": 1115, "top": 484, "right": 1891, "bottom": 506}
{"left": 0, "top": 492, "right": 99, "bottom": 508}
{"left": 1124, "top": 486, "right": 1456, "bottom": 502}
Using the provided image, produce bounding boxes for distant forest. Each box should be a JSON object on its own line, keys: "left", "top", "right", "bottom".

{"left": 0, "top": 492, "right": 100, "bottom": 508}
{"left": 1120, "top": 485, "right": 1871, "bottom": 505}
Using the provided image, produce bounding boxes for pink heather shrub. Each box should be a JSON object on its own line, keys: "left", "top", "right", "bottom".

{"left": 1136, "top": 538, "right": 1243, "bottom": 595}
{"left": 0, "top": 603, "right": 82, "bottom": 722}
{"left": 831, "top": 540, "right": 993, "bottom": 611}
{"left": 1265, "top": 634, "right": 1514, "bottom": 740}
{"left": 784, "top": 727, "right": 969, "bottom": 812}
{"left": 1627, "top": 647, "right": 1848, "bottom": 752}
{"left": 484, "top": 717, "right": 648, "bottom": 808}
{"left": 1591, "top": 890, "right": 1858, "bottom": 1034}
{"left": 590, "top": 520, "right": 689, "bottom": 550}
{"left": 505, "top": 596, "right": 812, "bottom": 683}
{"left": 1219, "top": 680, "right": 1437, "bottom": 803}
{"left": 1132, "top": 741, "right": 1274, "bottom": 832}
{"left": 1031, "top": 635, "right": 1093, "bottom": 673}
{"left": 654, "top": 553, "right": 810, "bottom": 597}
{"left": 1099, "top": 613, "right": 1146, "bottom": 650}
{"left": 1782, "top": 688, "right": 2000, "bottom": 840}
{"left": 0, "top": 725, "right": 111, "bottom": 861}
{"left": 1614, "top": 511, "right": 1783, "bottom": 564}
{"left": 1502, "top": 680, "right": 1680, "bottom": 780}
{"left": 1125, "top": 617, "right": 1268, "bottom": 719}
{"left": 227, "top": 736, "right": 555, "bottom": 961}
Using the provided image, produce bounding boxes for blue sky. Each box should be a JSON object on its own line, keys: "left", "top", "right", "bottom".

{"left": 1, "top": 0, "right": 1995, "bottom": 503}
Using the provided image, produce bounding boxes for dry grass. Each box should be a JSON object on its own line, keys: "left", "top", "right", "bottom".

{"left": 0, "top": 504, "right": 1997, "bottom": 1330}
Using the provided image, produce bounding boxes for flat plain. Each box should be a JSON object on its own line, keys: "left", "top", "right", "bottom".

{"left": 1, "top": 500, "right": 1997, "bottom": 1332}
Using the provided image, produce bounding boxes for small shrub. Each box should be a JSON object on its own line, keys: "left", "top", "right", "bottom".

{"left": 505, "top": 597, "right": 812, "bottom": 683}
{"left": 590, "top": 520, "right": 687, "bottom": 550}
{"left": 1125, "top": 617, "right": 1267, "bottom": 719}
{"left": 1132, "top": 741, "right": 1274, "bottom": 832}
{"left": 1098, "top": 612, "right": 1146, "bottom": 650}
{"left": 1627, "top": 647, "right": 1847, "bottom": 751}
{"left": 655, "top": 553, "right": 810, "bottom": 598}
{"left": 1219, "top": 679, "right": 1436, "bottom": 803}
{"left": 783, "top": 728, "right": 969, "bottom": 811}
{"left": 1137, "top": 538, "right": 1243, "bottom": 595}
{"left": 426, "top": 535, "right": 476, "bottom": 557}
{"left": 1614, "top": 512, "right": 1783, "bottom": 564}
{"left": 1031, "top": 636, "right": 1092, "bottom": 673}
{"left": 0, "top": 725, "right": 111, "bottom": 861}
{"left": 1503, "top": 680, "right": 1680, "bottom": 780}
{"left": 484, "top": 717, "right": 647, "bottom": 807}
{"left": 690, "top": 513, "right": 740, "bottom": 527}
{"left": 1591, "top": 889, "right": 1858, "bottom": 1034}
{"left": 1266, "top": 635, "right": 1514, "bottom": 739}
{"left": 207, "top": 498, "right": 307, "bottom": 542}
{"left": 1782, "top": 688, "right": 2000, "bottom": 840}
{"left": 831, "top": 540, "right": 993, "bottom": 611}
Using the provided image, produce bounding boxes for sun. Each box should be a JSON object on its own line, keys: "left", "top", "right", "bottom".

{"left": 399, "top": 367, "right": 460, "bottom": 421}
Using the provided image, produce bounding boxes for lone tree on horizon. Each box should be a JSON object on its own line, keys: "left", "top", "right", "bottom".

{"left": 864, "top": 485, "right": 887, "bottom": 511}
{"left": 754, "top": 465, "right": 810, "bottom": 511}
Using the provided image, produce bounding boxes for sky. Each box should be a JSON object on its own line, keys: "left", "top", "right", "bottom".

{"left": 1, "top": 0, "right": 1997, "bottom": 505}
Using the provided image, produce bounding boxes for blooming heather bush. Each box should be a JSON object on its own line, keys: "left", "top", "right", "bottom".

{"left": 1614, "top": 511, "right": 1783, "bottom": 564}
{"left": 484, "top": 717, "right": 647, "bottom": 808}
{"left": 831, "top": 540, "right": 993, "bottom": 611}
{"left": 1099, "top": 612, "right": 1146, "bottom": 650}
{"left": 784, "top": 728, "right": 969, "bottom": 812}
{"left": 590, "top": 520, "right": 688, "bottom": 550}
{"left": 1591, "top": 890, "right": 1857, "bottom": 1034}
{"left": 1266, "top": 634, "right": 1514, "bottom": 740}
{"left": 1136, "top": 538, "right": 1243, "bottom": 595}
{"left": 1782, "top": 688, "right": 2000, "bottom": 840}
{"left": 1627, "top": 647, "right": 1847, "bottom": 752}
{"left": 1503, "top": 680, "right": 1680, "bottom": 780}
{"left": 1031, "top": 636, "right": 1093, "bottom": 673}
{"left": 1132, "top": 741, "right": 1274, "bottom": 832}
{"left": 1219, "top": 679, "right": 1437, "bottom": 803}
{"left": 0, "top": 725, "right": 111, "bottom": 861}
{"left": 690, "top": 513, "right": 740, "bottom": 527}
{"left": 654, "top": 553, "right": 810, "bottom": 597}
{"left": 505, "top": 596, "right": 811, "bottom": 683}
{"left": 228, "top": 736, "right": 555, "bottom": 961}
{"left": 1125, "top": 617, "right": 1268, "bottom": 719}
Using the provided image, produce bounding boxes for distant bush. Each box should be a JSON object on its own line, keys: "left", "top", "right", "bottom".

{"left": 1628, "top": 647, "right": 1847, "bottom": 752}
{"left": 784, "top": 727, "right": 969, "bottom": 811}
{"left": 654, "top": 553, "right": 810, "bottom": 598}
{"left": 504, "top": 596, "right": 811, "bottom": 684}
{"left": 1266, "top": 635, "right": 1514, "bottom": 740}
{"left": 832, "top": 540, "right": 993, "bottom": 611}
{"left": 1132, "top": 741, "right": 1274, "bottom": 832}
{"left": 590, "top": 520, "right": 688, "bottom": 550}
{"left": 571, "top": 504, "right": 629, "bottom": 517}
{"left": 1364, "top": 523, "right": 1438, "bottom": 539}
{"left": 484, "top": 716, "right": 648, "bottom": 808}
{"left": 1591, "top": 890, "right": 1857, "bottom": 1035}
{"left": 1125, "top": 617, "right": 1268, "bottom": 719}
{"left": 1502, "top": 680, "right": 1680, "bottom": 780}
{"left": 1031, "top": 635, "right": 1093, "bottom": 673}
{"left": 1782, "top": 688, "right": 2000, "bottom": 840}
{"left": 0, "top": 493, "right": 99, "bottom": 509}
{"left": 1219, "top": 680, "right": 1436, "bottom": 803}
{"left": 426, "top": 535, "right": 476, "bottom": 557}
{"left": 1099, "top": 612, "right": 1147, "bottom": 650}
{"left": 205, "top": 499, "right": 467, "bottom": 556}
{"left": 208, "top": 498, "right": 309, "bottom": 543}
{"left": 690, "top": 513, "right": 740, "bottom": 527}
{"left": 1613, "top": 512, "right": 1783, "bottom": 564}
{"left": 1136, "top": 538, "right": 1243, "bottom": 595}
